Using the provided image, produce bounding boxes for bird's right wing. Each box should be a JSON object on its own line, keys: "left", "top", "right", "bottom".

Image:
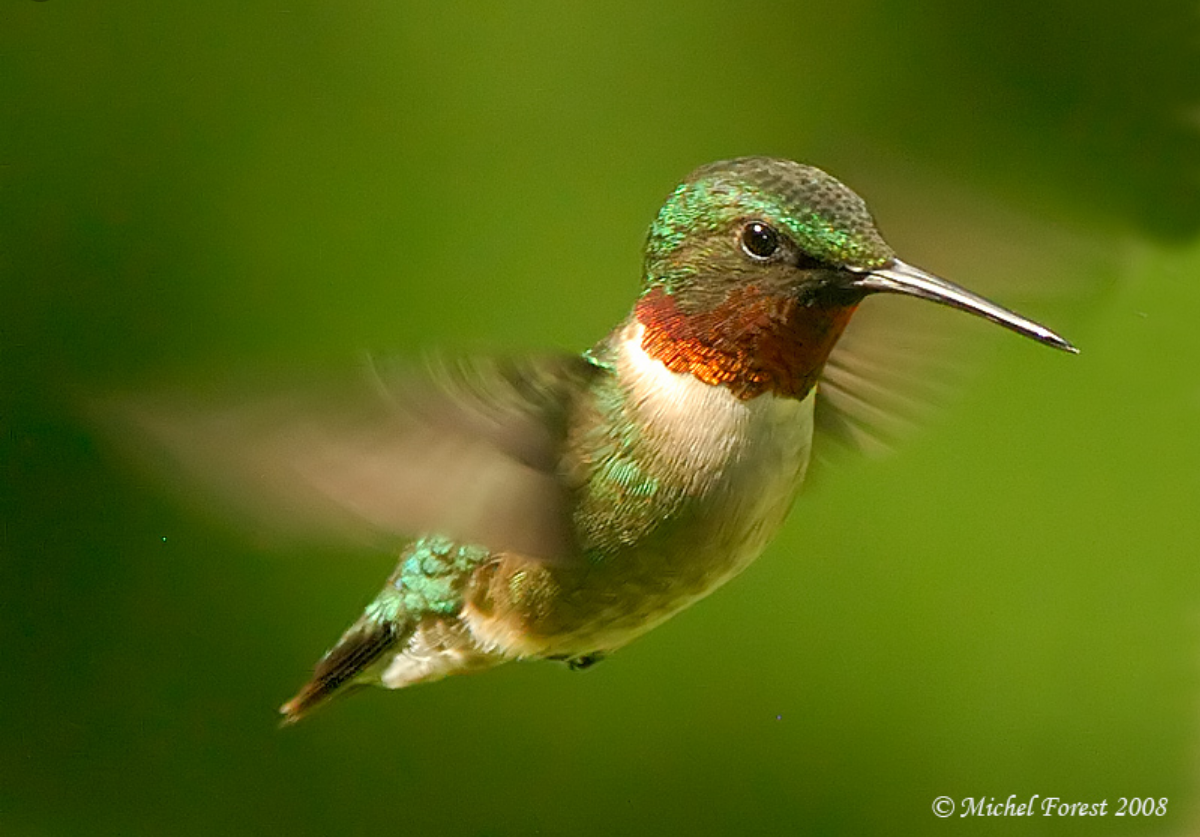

{"left": 814, "top": 296, "right": 960, "bottom": 462}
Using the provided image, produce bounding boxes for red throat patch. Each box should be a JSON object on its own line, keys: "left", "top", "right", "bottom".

{"left": 634, "top": 285, "right": 858, "bottom": 400}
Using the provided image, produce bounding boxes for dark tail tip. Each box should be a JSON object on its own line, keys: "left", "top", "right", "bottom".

{"left": 279, "top": 683, "right": 337, "bottom": 727}
{"left": 278, "top": 620, "right": 399, "bottom": 726}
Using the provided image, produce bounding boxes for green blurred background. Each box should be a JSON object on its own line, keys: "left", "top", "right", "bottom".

{"left": 3, "top": 2, "right": 1199, "bottom": 835}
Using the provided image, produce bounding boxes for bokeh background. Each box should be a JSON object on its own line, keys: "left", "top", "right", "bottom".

{"left": 4, "top": 2, "right": 1200, "bottom": 835}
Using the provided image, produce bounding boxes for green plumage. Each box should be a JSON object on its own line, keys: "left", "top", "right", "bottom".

{"left": 109, "top": 157, "right": 1075, "bottom": 723}
{"left": 267, "top": 157, "right": 1073, "bottom": 721}
{"left": 645, "top": 158, "right": 895, "bottom": 299}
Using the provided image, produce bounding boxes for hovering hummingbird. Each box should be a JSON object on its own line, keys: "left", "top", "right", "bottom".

{"left": 112, "top": 157, "right": 1076, "bottom": 723}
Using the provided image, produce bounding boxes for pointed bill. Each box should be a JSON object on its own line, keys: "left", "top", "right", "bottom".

{"left": 850, "top": 259, "right": 1078, "bottom": 353}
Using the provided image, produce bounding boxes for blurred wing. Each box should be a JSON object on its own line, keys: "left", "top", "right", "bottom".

{"left": 96, "top": 353, "right": 600, "bottom": 563}
{"left": 813, "top": 296, "right": 970, "bottom": 467}
{"left": 814, "top": 157, "right": 1100, "bottom": 470}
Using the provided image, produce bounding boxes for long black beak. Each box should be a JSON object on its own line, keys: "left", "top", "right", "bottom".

{"left": 850, "top": 259, "right": 1078, "bottom": 353}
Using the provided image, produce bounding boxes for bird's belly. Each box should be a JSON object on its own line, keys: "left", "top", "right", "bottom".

{"left": 535, "top": 387, "right": 815, "bottom": 656}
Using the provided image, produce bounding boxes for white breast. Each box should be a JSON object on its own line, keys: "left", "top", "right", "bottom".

{"left": 615, "top": 321, "right": 815, "bottom": 499}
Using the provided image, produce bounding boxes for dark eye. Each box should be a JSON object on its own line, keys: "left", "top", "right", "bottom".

{"left": 740, "top": 222, "right": 779, "bottom": 259}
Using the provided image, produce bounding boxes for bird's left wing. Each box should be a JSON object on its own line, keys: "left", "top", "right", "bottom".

{"left": 96, "top": 352, "right": 601, "bottom": 564}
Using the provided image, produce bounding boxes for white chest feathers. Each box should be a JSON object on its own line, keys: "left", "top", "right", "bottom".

{"left": 614, "top": 321, "right": 815, "bottom": 498}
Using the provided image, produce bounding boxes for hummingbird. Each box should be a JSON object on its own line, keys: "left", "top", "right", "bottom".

{"left": 109, "top": 157, "right": 1076, "bottom": 723}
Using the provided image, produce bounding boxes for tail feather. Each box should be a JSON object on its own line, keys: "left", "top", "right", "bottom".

{"left": 280, "top": 619, "right": 399, "bottom": 725}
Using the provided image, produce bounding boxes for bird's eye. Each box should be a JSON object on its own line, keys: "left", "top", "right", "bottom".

{"left": 740, "top": 222, "right": 779, "bottom": 259}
